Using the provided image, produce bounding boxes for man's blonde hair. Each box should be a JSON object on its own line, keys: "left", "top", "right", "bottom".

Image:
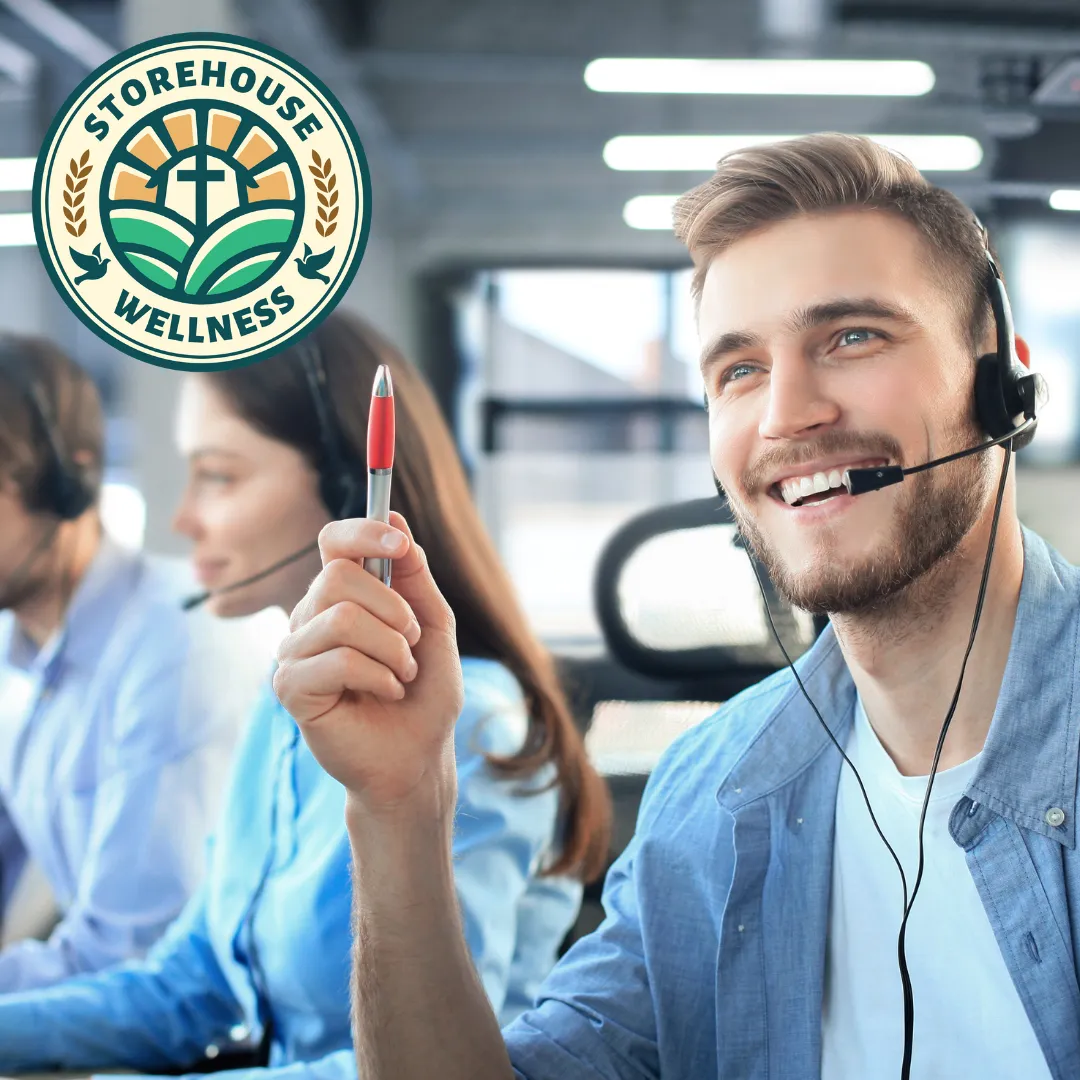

{"left": 672, "top": 133, "right": 993, "bottom": 350}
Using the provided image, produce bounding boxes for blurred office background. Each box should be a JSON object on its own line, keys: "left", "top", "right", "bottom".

{"left": 3, "top": 0, "right": 1080, "bottom": 785}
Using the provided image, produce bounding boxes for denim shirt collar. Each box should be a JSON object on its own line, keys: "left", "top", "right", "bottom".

{"left": 715, "top": 526, "right": 1080, "bottom": 849}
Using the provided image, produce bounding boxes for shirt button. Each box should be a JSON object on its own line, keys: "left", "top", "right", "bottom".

{"left": 205, "top": 1045, "right": 220, "bottom": 1059}
{"left": 1046, "top": 807, "right": 1066, "bottom": 828}
{"left": 229, "top": 1023, "right": 251, "bottom": 1042}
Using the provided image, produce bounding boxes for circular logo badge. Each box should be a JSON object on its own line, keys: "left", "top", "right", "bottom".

{"left": 34, "top": 33, "right": 371, "bottom": 370}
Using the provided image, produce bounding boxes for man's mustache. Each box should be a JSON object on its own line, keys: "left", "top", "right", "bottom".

{"left": 741, "top": 431, "right": 904, "bottom": 494}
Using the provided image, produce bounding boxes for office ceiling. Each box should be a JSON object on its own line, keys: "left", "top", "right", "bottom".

{"left": 239, "top": 0, "right": 1080, "bottom": 258}
{"left": 6, "top": 0, "right": 1080, "bottom": 259}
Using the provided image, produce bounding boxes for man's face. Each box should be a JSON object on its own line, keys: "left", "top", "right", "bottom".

{"left": 0, "top": 480, "right": 53, "bottom": 611}
{"left": 700, "top": 209, "right": 993, "bottom": 616}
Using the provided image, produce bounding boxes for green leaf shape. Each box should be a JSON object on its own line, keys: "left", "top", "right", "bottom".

{"left": 125, "top": 252, "right": 179, "bottom": 289}
{"left": 109, "top": 212, "right": 192, "bottom": 264}
{"left": 183, "top": 210, "right": 295, "bottom": 297}
{"left": 206, "top": 255, "right": 280, "bottom": 296}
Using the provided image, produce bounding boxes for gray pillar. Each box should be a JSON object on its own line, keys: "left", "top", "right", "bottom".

{"left": 122, "top": 0, "right": 241, "bottom": 43}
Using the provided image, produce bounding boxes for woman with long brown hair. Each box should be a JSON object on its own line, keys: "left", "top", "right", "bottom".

{"left": 0, "top": 310, "right": 611, "bottom": 1080}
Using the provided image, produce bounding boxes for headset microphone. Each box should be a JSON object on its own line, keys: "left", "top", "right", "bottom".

{"left": 843, "top": 413, "right": 1040, "bottom": 496}
{"left": 846, "top": 234, "right": 1045, "bottom": 497}
{"left": 180, "top": 540, "right": 321, "bottom": 611}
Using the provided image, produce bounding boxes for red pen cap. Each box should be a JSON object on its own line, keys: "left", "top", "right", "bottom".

{"left": 367, "top": 365, "right": 395, "bottom": 470}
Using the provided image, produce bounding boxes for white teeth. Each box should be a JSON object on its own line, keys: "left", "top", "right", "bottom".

{"left": 778, "top": 466, "right": 857, "bottom": 506}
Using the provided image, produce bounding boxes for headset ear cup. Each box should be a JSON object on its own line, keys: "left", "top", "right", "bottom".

{"left": 974, "top": 352, "right": 1017, "bottom": 441}
{"left": 36, "top": 447, "right": 97, "bottom": 520}
{"left": 318, "top": 474, "right": 343, "bottom": 520}
{"left": 54, "top": 470, "right": 96, "bottom": 520}
{"left": 319, "top": 470, "right": 363, "bottom": 520}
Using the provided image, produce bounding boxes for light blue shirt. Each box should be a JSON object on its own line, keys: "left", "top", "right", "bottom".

{"left": 0, "top": 656, "right": 583, "bottom": 1080}
{"left": 0, "top": 534, "right": 243, "bottom": 991}
{"left": 505, "top": 526, "right": 1080, "bottom": 1080}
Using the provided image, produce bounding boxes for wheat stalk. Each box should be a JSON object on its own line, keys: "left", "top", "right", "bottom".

{"left": 310, "top": 150, "right": 338, "bottom": 237}
{"left": 62, "top": 151, "right": 92, "bottom": 238}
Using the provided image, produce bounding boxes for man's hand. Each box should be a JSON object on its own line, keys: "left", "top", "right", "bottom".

{"left": 274, "top": 511, "right": 465, "bottom": 817}
{"left": 275, "top": 512, "right": 513, "bottom": 1080}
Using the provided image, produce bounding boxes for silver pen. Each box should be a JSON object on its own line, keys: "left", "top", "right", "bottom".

{"left": 362, "top": 364, "right": 395, "bottom": 586}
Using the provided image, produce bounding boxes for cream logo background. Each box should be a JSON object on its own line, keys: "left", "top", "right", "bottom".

{"left": 34, "top": 33, "right": 371, "bottom": 370}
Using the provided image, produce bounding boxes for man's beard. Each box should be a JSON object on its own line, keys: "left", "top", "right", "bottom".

{"left": 0, "top": 567, "right": 51, "bottom": 612}
{"left": 0, "top": 525, "right": 60, "bottom": 613}
{"left": 725, "top": 425, "right": 991, "bottom": 617}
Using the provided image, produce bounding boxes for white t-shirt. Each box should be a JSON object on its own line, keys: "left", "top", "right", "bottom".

{"left": 821, "top": 696, "right": 1052, "bottom": 1079}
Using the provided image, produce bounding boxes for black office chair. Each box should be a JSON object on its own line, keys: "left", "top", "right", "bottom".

{"left": 558, "top": 495, "right": 826, "bottom": 949}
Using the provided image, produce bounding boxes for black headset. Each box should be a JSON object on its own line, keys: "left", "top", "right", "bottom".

{"left": 972, "top": 219, "right": 1041, "bottom": 449}
{"left": 0, "top": 344, "right": 98, "bottom": 521}
{"left": 297, "top": 341, "right": 365, "bottom": 520}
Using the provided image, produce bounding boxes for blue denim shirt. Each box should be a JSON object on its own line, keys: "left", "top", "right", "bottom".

{"left": 0, "top": 657, "right": 582, "bottom": 1080}
{"left": 506, "top": 525, "right": 1080, "bottom": 1080}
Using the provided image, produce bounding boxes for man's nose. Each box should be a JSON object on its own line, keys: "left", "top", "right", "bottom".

{"left": 758, "top": 352, "right": 840, "bottom": 441}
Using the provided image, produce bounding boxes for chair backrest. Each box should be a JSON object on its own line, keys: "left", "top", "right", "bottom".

{"left": 595, "top": 494, "right": 824, "bottom": 686}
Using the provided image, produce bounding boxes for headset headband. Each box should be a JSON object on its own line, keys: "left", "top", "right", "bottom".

{"left": 297, "top": 341, "right": 363, "bottom": 519}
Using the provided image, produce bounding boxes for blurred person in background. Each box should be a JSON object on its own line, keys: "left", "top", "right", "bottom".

{"left": 275, "top": 134, "right": 1075, "bottom": 1080}
{"left": 0, "top": 336, "right": 249, "bottom": 992}
{"left": 0, "top": 309, "right": 611, "bottom": 1080}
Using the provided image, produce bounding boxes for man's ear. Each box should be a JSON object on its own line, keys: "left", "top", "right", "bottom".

{"left": 1015, "top": 335, "right": 1031, "bottom": 369}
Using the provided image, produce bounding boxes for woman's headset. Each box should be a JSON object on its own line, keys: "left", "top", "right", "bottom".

{"left": 181, "top": 341, "right": 368, "bottom": 610}
{"left": 297, "top": 342, "right": 366, "bottom": 520}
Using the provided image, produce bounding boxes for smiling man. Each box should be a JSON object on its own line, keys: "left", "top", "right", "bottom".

{"left": 272, "top": 133, "right": 1079, "bottom": 1080}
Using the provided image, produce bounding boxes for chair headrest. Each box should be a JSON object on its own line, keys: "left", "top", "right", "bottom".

{"left": 594, "top": 496, "right": 824, "bottom": 683}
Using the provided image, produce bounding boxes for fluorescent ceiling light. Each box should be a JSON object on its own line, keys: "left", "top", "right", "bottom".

{"left": 0, "top": 158, "right": 36, "bottom": 192}
{"left": 624, "top": 195, "right": 679, "bottom": 230}
{"left": 0, "top": 213, "right": 35, "bottom": 246}
{"left": 604, "top": 134, "right": 983, "bottom": 173}
{"left": 1049, "top": 190, "right": 1080, "bottom": 212}
{"left": 586, "top": 58, "right": 935, "bottom": 97}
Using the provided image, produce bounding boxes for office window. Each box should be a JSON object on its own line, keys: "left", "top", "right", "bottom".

{"left": 455, "top": 267, "right": 713, "bottom": 646}
{"left": 1003, "top": 222, "right": 1080, "bottom": 465}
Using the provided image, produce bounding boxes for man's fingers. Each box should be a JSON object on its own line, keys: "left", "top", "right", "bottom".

{"left": 383, "top": 512, "right": 457, "bottom": 633}
{"left": 318, "top": 516, "right": 412, "bottom": 567}
{"left": 290, "top": 554, "right": 419, "bottom": 637}
{"left": 314, "top": 512, "right": 453, "bottom": 634}
{"left": 281, "top": 600, "right": 418, "bottom": 687}
{"left": 275, "top": 647, "right": 406, "bottom": 722}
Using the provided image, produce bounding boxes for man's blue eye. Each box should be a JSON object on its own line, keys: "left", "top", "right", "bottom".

{"left": 839, "top": 328, "right": 878, "bottom": 347}
{"left": 723, "top": 363, "right": 756, "bottom": 384}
